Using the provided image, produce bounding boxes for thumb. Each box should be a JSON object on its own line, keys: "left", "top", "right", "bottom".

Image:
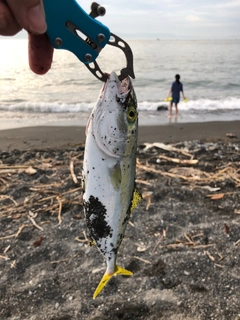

{"left": 7, "top": 0, "right": 47, "bottom": 34}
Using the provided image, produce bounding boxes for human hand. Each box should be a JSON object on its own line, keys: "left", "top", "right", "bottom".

{"left": 0, "top": 0, "right": 53, "bottom": 74}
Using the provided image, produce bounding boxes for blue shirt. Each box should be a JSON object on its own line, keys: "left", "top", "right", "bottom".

{"left": 171, "top": 81, "right": 183, "bottom": 99}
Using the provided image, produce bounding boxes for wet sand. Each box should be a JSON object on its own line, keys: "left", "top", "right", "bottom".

{"left": 0, "top": 120, "right": 240, "bottom": 151}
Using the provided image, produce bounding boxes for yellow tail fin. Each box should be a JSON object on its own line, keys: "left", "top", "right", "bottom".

{"left": 93, "top": 265, "right": 133, "bottom": 299}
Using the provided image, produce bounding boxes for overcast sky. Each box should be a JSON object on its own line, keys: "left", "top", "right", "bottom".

{"left": 1, "top": 0, "right": 239, "bottom": 40}
{"left": 79, "top": 0, "right": 240, "bottom": 39}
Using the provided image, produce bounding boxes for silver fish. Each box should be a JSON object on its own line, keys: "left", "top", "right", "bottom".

{"left": 82, "top": 71, "right": 141, "bottom": 299}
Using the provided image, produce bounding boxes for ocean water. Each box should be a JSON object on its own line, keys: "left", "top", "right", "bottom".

{"left": 0, "top": 38, "right": 240, "bottom": 129}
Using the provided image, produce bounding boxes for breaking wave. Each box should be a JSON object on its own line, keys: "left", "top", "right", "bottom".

{"left": 0, "top": 97, "right": 240, "bottom": 114}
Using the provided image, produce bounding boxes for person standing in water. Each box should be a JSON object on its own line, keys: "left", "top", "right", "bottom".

{"left": 167, "top": 74, "right": 186, "bottom": 119}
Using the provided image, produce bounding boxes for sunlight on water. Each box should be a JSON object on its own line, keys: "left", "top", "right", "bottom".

{"left": 0, "top": 38, "right": 240, "bottom": 129}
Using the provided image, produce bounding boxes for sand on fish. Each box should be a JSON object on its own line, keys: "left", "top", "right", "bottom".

{"left": 0, "top": 122, "right": 240, "bottom": 320}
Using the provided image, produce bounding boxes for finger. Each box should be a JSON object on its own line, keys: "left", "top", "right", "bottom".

{"left": 0, "top": 1, "right": 21, "bottom": 35}
{"left": 7, "top": 0, "right": 47, "bottom": 34}
{"left": 28, "top": 33, "right": 54, "bottom": 75}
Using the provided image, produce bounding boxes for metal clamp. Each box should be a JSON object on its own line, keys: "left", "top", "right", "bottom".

{"left": 42, "top": 0, "right": 135, "bottom": 81}
{"left": 42, "top": 0, "right": 110, "bottom": 64}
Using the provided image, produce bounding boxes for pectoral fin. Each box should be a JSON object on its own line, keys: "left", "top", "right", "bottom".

{"left": 109, "top": 161, "right": 122, "bottom": 190}
{"left": 93, "top": 265, "right": 133, "bottom": 299}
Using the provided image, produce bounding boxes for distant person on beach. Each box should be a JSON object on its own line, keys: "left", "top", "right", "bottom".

{"left": 167, "top": 74, "right": 186, "bottom": 119}
{"left": 0, "top": 0, "right": 53, "bottom": 74}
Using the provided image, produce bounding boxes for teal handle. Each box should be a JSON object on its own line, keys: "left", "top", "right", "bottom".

{"left": 42, "top": 0, "right": 111, "bottom": 64}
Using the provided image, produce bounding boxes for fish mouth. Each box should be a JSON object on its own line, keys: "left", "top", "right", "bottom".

{"left": 119, "top": 76, "right": 131, "bottom": 95}
{"left": 100, "top": 72, "right": 130, "bottom": 99}
{"left": 99, "top": 77, "right": 107, "bottom": 97}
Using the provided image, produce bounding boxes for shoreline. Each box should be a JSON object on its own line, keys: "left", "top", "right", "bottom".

{"left": 0, "top": 120, "right": 239, "bottom": 151}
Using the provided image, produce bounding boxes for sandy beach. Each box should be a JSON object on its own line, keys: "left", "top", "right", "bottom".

{"left": 1, "top": 34, "right": 240, "bottom": 319}
{"left": 0, "top": 120, "right": 240, "bottom": 151}
{"left": 1, "top": 121, "right": 240, "bottom": 320}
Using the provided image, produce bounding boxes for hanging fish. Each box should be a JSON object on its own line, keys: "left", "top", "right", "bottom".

{"left": 82, "top": 71, "right": 141, "bottom": 299}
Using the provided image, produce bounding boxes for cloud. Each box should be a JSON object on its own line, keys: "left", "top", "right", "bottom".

{"left": 185, "top": 15, "right": 202, "bottom": 22}
{"left": 213, "top": 0, "right": 240, "bottom": 8}
{"left": 77, "top": 0, "right": 240, "bottom": 39}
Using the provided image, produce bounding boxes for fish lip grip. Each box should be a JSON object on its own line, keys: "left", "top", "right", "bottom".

{"left": 42, "top": 0, "right": 135, "bottom": 82}
{"left": 86, "top": 33, "right": 135, "bottom": 82}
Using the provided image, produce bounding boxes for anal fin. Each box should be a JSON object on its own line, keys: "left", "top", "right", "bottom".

{"left": 130, "top": 188, "right": 142, "bottom": 214}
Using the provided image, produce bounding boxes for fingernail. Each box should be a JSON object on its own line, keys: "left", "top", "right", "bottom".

{"left": 27, "top": 4, "right": 47, "bottom": 34}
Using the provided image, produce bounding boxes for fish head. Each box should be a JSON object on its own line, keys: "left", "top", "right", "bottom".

{"left": 92, "top": 71, "right": 138, "bottom": 158}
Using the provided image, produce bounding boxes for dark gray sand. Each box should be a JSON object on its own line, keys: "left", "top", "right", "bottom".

{"left": 0, "top": 122, "right": 240, "bottom": 319}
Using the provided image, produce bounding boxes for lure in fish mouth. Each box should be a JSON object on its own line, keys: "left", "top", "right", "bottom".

{"left": 82, "top": 71, "right": 141, "bottom": 299}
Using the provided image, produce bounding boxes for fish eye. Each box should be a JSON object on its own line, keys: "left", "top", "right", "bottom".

{"left": 127, "top": 106, "right": 137, "bottom": 122}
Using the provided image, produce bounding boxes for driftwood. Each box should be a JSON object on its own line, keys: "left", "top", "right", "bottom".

{"left": 1, "top": 141, "right": 239, "bottom": 243}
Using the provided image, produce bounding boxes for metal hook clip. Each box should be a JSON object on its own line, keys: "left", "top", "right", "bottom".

{"left": 85, "top": 32, "right": 135, "bottom": 82}
{"left": 42, "top": 0, "right": 135, "bottom": 82}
